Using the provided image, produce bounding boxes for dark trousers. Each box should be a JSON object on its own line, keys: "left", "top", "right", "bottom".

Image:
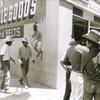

{"left": 83, "top": 79, "right": 100, "bottom": 100}
{"left": 63, "top": 70, "right": 71, "bottom": 100}
{"left": 20, "top": 58, "right": 29, "bottom": 86}
{"left": 1, "top": 60, "right": 10, "bottom": 90}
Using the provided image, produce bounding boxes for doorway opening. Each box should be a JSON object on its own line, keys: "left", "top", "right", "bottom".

{"left": 72, "top": 15, "right": 88, "bottom": 39}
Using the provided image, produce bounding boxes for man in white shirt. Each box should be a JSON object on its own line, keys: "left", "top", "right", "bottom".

{"left": 0, "top": 36, "right": 15, "bottom": 93}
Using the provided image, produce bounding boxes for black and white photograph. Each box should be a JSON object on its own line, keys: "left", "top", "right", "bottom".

{"left": 0, "top": 0, "right": 100, "bottom": 100}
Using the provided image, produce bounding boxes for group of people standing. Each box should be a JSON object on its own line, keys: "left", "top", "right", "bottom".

{"left": 0, "top": 36, "right": 34, "bottom": 93}
{"left": 61, "top": 29, "right": 100, "bottom": 100}
{"left": 0, "top": 22, "right": 42, "bottom": 94}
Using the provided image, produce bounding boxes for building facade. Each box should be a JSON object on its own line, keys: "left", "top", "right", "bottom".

{"left": 0, "top": 0, "right": 100, "bottom": 89}
{"left": 58, "top": 0, "right": 100, "bottom": 88}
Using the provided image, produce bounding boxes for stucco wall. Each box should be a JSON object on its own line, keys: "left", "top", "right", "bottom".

{"left": 41, "top": 0, "right": 59, "bottom": 88}
{"left": 57, "top": 1, "right": 73, "bottom": 88}
{"left": 0, "top": 0, "right": 96, "bottom": 89}
{"left": 8, "top": 0, "right": 48, "bottom": 87}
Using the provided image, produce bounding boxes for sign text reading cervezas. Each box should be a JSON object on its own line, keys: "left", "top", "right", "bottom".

{"left": 0, "top": 0, "right": 37, "bottom": 25}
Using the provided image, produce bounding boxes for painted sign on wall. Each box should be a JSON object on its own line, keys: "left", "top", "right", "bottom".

{"left": 0, "top": 26, "right": 24, "bottom": 39}
{"left": 0, "top": 0, "right": 37, "bottom": 25}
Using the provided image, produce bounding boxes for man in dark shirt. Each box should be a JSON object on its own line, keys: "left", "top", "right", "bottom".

{"left": 61, "top": 36, "right": 88, "bottom": 100}
{"left": 81, "top": 29, "right": 100, "bottom": 100}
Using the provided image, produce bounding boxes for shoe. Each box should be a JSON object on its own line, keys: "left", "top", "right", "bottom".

{"left": 1, "top": 89, "right": 4, "bottom": 92}
{"left": 19, "top": 79, "right": 24, "bottom": 85}
{"left": 5, "top": 89, "right": 11, "bottom": 94}
{"left": 25, "top": 85, "right": 28, "bottom": 89}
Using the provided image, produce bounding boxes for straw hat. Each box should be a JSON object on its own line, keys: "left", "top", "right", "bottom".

{"left": 4, "top": 36, "right": 14, "bottom": 42}
{"left": 82, "top": 29, "right": 100, "bottom": 45}
{"left": 22, "top": 38, "right": 28, "bottom": 43}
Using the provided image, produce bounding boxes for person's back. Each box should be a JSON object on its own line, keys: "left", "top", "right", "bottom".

{"left": 62, "top": 38, "right": 88, "bottom": 100}
{"left": 67, "top": 44, "right": 88, "bottom": 72}
{"left": 67, "top": 45, "right": 81, "bottom": 71}
{"left": 67, "top": 40, "right": 88, "bottom": 100}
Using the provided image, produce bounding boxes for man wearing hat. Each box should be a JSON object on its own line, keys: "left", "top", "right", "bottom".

{"left": 18, "top": 37, "right": 33, "bottom": 89}
{"left": 61, "top": 34, "right": 89, "bottom": 100}
{"left": 0, "top": 36, "right": 15, "bottom": 93}
{"left": 81, "top": 29, "right": 100, "bottom": 100}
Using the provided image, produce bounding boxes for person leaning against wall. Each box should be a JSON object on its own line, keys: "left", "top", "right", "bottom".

{"left": 81, "top": 29, "right": 100, "bottom": 100}
{"left": 0, "top": 36, "right": 15, "bottom": 93}
{"left": 31, "top": 21, "right": 42, "bottom": 59}
{"left": 18, "top": 37, "right": 35, "bottom": 89}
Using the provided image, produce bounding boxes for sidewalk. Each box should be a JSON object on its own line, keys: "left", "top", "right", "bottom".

{"left": 0, "top": 87, "right": 64, "bottom": 100}
{"left": 0, "top": 73, "right": 64, "bottom": 100}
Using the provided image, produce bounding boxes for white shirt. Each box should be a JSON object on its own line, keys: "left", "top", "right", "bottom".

{"left": 75, "top": 44, "right": 89, "bottom": 54}
{"left": 0, "top": 44, "right": 10, "bottom": 61}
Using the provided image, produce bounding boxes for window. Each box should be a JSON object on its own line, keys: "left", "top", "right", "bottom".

{"left": 73, "top": 7, "right": 83, "bottom": 17}
{"left": 72, "top": 15, "right": 88, "bottom": 39}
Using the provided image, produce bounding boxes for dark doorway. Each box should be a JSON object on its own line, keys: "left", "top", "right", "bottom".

{"left": 72, "top": 15, "right": 88, "bottom": 39}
